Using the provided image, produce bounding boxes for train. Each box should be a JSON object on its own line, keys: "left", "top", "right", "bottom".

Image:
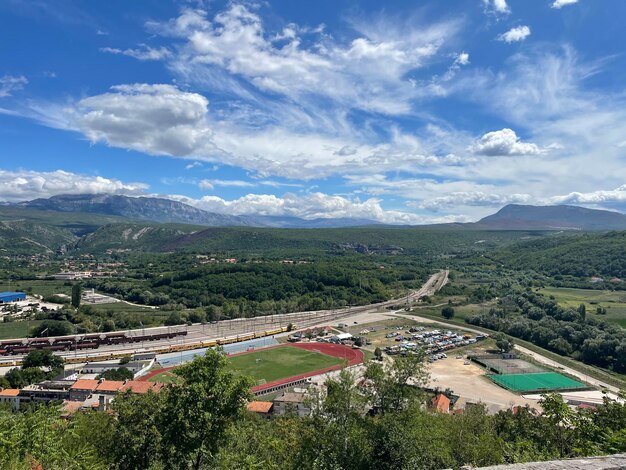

{"left": 0, "top": 325, "right": 292, "bottom": 366}
{"left": 0, "top": 330, "right": 188, "bottom": 356}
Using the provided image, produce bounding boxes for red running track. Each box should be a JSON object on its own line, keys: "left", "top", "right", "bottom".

{"left": 139, "top": 342, "right": 365, "bottom": 392}
{"left": 251, "top": 343, "right": 364, "bottom": 393}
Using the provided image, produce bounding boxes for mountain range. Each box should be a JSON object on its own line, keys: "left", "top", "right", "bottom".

{"left": 18, "top": 194, "right": 381, "bottom": 229}
{"left": 3, "top": 194, "right": 626, "bottom": 255}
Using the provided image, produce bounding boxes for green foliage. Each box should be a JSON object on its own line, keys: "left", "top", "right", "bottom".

{"left": 21, "top": 349, "right": 64, "bottom": 370}
{"left": 441, "top": 305, "right": 455, "bottom": 320}
{"left": 30, "top": 319, "right": 74, "bottom": 337}
{"left": 97, "top": 367, "right": 134, "bottom": 381}
{"left": 71, "top": 283, "right": 82, "bottom": 309}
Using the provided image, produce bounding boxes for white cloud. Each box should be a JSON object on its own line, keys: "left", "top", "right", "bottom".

{"left": 471, "top": 128, "right": 541, "bottom": 156}
{"left": 455, "top": 52, "right": 470, "bottom": 66}
{"left": 100, "top": 45, "right": 172, "bottom": 61}
{"left": 497, "top": 25, "right": 531, "bottom": 43}
{"left": 549, "top": 185, "right": 626, "bottom": 205}
{"left": 185, "top": 161, "right": 203, "bottom": 170}
{"left": 482, "top": 0, "right": 510, "bottom": 14}
{"left": 0, "top": 75, "right": 28, "bottom": 98}
{"left": 77, "top": 84, "right": 213, "bottom": 157}
{"left": 198, "top": 179, "right": 255, "bottom": 189}
{"left": 552, "top": 0, "right": 578, "bottom": 9}
{"left": 150, "top": 4, "right": 461, "bottom": 115}
{"left": 0, "top": 169, "right": 147, "bottom": 202}
{"left": 68, "top": 83, "right": 468, "bottom": 180}
{"left": 174, "top": 192, "right": 429, "bottom": 224}
{"left": 415, "top": 191, "right": 531, "bottom": 211}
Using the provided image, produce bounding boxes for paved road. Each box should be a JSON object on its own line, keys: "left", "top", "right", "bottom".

{"left": 0, "top": 270, "right": 448, "bottom": 363}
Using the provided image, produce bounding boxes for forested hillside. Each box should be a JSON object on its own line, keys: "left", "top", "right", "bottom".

{"left": 492, "top": 231, "right": 626, "bottom": 278}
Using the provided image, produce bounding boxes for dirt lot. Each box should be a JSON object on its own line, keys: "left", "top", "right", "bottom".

{"left": 429, "top": 357, "right": 542, "bottom": 412}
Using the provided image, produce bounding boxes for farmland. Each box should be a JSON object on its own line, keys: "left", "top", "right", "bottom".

{"left": 540, "top": 287, "right": 626, "bottom": 328}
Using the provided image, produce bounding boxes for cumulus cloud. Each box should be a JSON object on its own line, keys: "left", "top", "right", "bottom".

{"left": 173, "top": 191, "right": 428, "bottom": 224}
{"left": 100, "top": 45, "right": 172, "bottom": 61}
{"left": 471, "top": 128, "right": 541, "bottom": 156}
{"left": 549, "top": 185, "right": 626, "bottom": 205}
{"left": 77, "top": 84, "right": 213, "bottom": 157}
{"left": 67, "top": 83, "right": 466, "bottom": 180}
{"left": 0, "top": 75, "right": 28, "bottom": 98}
{"left": 552, "top": 0, "right": 578, "bottom": 9}
{"left": 497, "top": 25, "right": 531, "bottom": 43}
{"left": 0, "top": 169, "right": 147, "bottom": 202}
{"left": 415, "top": 191, "right": 531, "bottom": 211}
{"left": 482, "top": 0, "right": 510, "bottom": 15}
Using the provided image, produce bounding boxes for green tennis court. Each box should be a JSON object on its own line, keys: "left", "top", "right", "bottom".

{"left": 489, "top": 372, "right": 587, "bottom": 392}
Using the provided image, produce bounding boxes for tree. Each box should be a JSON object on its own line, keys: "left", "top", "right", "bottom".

{"left": 441, "top": 305, "right": 455, "bottom": 320}
{"left": 22, "top": 349, "right": 64, "bottom": 371}
{"left": 374, "top": 347, "right": 383, "bottom": 361}
{"left": 494, "top": 333, "right": 514, "bottom": 353}
{"left": 97, "top": 367, "right": 134, "bottom": 381}
{"left": 160, "top": 348, "right": 254, "bottom": 469}
{"left": 30, "top": 320, "right": 74, "bottom": 338}
{"left": 164, "top": 312, "right": 183, "bottom": 326}
{"left": 364, "top": 353, "right": 429, "bottom": 415}
{"left": 577, "top": 303, "right": 586, "bottom": 320}
{"left": 71, "top": 283, "right": 82, "bottom": 309}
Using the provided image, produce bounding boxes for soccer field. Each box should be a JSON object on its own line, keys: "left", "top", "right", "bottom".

{"left": 489, "top": 372, "right": 587, "bottom": 392}
{"left": 227, "top": 346, "right": 344, "bottom": 384}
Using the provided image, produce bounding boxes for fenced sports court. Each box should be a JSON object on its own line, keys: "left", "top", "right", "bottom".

{"left": 489, "top": 372, "right": 587, "bottom": 392}
{"left": 470, "top": 354, "right": 589, "bottom": 393}
{"left": 471, "top": 354, "right": 544, "bottom": 375}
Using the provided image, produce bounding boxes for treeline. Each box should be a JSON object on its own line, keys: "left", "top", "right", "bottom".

{"left": 0, "top": 350, "right": 625, "bottom": 469}
{"left": 467, "top": 290, "right": 626, "bottom": 373}
{"left": 85, "top": 259, "right": 429, "bottom": 314}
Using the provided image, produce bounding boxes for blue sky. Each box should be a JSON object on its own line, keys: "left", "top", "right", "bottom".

{"left": 2, "top": 0, "right": 626, "bottom": 223}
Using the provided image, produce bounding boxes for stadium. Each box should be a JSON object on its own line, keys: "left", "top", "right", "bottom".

{"left": 141, "top": 342, "right": 365, "bottom": 396}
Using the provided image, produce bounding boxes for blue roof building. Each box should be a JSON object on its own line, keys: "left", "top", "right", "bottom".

{"left": 0, "top": 292, "right": 26, "bottom": 303}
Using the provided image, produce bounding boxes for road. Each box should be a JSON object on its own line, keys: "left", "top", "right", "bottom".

{"left": 0, "top": 270, "right": 449, "bottom": 363}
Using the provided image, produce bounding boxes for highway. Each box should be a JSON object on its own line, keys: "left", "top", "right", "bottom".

{"left": 0, "top": 270, "right": 449, "bottom": 364}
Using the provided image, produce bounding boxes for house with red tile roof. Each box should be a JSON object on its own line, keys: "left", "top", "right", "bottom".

{"left": 119, "top": 380, "right": 159, "bottom": 394}
{"left": 247, "top": 401, "right": 273, "bottom": 418}
{"left": 95, "top": 380, "right": 124, "bottom": 394}
{"left": 0, "top": 388, "right": 21, "bottom": 410}
{"left": 69, "top": 379, "right": 99, "bottom": 401}
{"left": 430, "top": 394, "right": 451, "bottom": 413}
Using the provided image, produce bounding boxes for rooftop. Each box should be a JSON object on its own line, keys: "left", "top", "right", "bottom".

{"left": 70, "top": 379, "right": 99, "bottom": 391}
{"left": 247, "top": 401, "right": 273, "bottom": 413}
{"left": 0, "top": 389, "right": 20, "bottom": 397}
{"left": 95, "top": 380, "right": 124, "bottom": 392}
{"left": 430, "top": 394, "right": 451, "bottom": 413}
{"left": 274, "top": 392, "right": 306, "bottom": 404}
{"left": 120, "top": 381, "right": 158, "bottom": 394}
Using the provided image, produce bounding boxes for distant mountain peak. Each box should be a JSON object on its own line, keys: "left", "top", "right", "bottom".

{"left": 477, "top": 204, "right": 626, "bottom": 230}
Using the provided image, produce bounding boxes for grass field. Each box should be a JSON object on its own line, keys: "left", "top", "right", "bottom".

{"left": 0, "top": 279, "right": 71, "bottom": 298}
{"left": 489, "top": 372, "right": 587, "bottom": 392}
{"left": 227, "top": 346, "right": 344, "bottom": 385}
{"left": 0, "top": 320, "right": 44, "bottom": 339}
{"left": 147, "top": 370, "right": 183, "bottom": 384}
{"left": 540, "top": 287, "right": 626, "bottom": 328}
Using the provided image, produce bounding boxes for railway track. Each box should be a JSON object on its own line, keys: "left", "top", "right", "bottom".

{"left": 0, "top": 270, "right": 448, "bottom": 366}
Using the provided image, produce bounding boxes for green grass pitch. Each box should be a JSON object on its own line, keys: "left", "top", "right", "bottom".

{"left": 227, "top": 346, "right": 344, "bottom": 384}
{"left": 489, "top": 372, "right": 587, "bottom": 392}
